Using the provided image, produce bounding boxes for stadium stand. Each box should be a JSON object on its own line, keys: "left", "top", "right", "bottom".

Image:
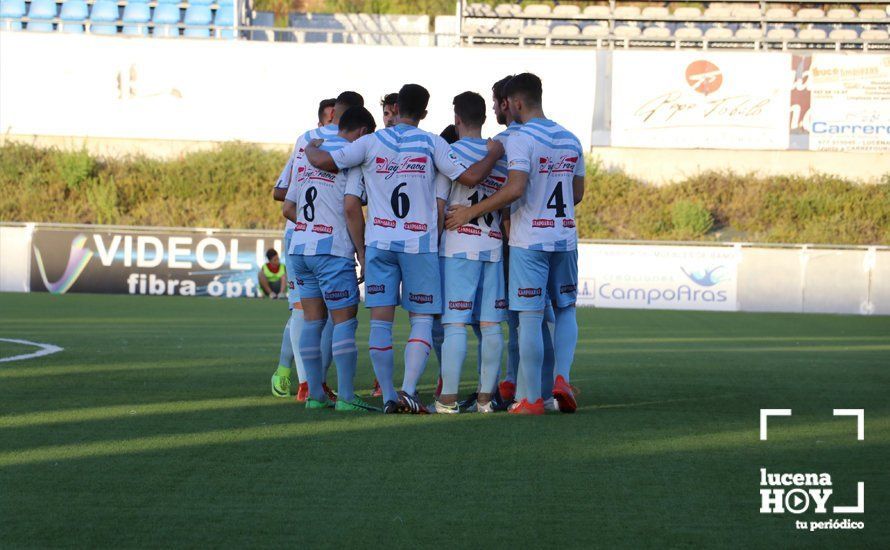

{"left": 1, "top": 0, "right": 888, "bottom": 49}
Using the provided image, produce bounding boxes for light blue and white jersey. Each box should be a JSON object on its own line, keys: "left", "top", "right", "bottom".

{"left": 505, "top": 118, "right": 585, "bottom": 252}
{"left": 275, "top": 124, "right": 339, "bottom": 233}
{"left": 436, "top": 137, "right": 506, "bottom": 262}
{"left": 332, "top": 123, "right": 468, "bottom": 254}
{"left": 286, "top": 136, "right": 361, "bottom": 259}
{"left": 493, "top": 121, "right": 522, "bottom": 146}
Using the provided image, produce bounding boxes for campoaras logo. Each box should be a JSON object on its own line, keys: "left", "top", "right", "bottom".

{"left": 33, "top": 234, "right": 94, "bottom": 295}
{"left": 685, "top": 60, "right": 723, "bottom": 95}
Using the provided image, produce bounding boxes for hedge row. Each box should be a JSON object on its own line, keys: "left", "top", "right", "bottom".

{"left": 1, "top": 142, "right": 887, "bottom": 245}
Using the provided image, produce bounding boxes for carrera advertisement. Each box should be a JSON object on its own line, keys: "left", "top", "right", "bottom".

{"left": 29, "top": 226, "right": 282, "bottom": 298}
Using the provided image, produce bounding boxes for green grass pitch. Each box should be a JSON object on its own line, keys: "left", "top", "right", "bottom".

{"left": 0, "top": 293, "right": 888, "bottom": 548}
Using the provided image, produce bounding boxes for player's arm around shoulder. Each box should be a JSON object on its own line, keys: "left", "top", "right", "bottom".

{"left": 454, "top": 139, "right": 505, "bottom": 187}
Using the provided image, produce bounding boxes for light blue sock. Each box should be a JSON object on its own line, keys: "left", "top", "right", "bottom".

{"left": 506, "top": 311, "right": 519, "bottom": 383}
{"left": 331, "top": 318, "right": 358, "bottom": 401}
{"left": 278, "top": 318, "right": 294, "bottom": 367}
{"left": 479, "top": 325, "right": 503, "bottom": 395}
{"left": 402, "top": 315, "right": 433, "bottom": 395}
{"left": 320, "top": 316, "right": 334, "bottom": 380}
{"left": 432, "top": 317, "right": 444, "bottom": 366}
{"left": 288, "top": 309, "right": 307, "bottom": 383}
{"left": 517, "top": 311, "right": 545, "bottom": 403}
{"left": 553, "top": 306, "right": 578, "bottom": 381}
{"left": 369, "top": 320, "right": 397, "bottom": 403}
{"left": 299, "top": 319, "right": 326, "bottom": 400}
{"left": 440, "top": 324, "right": 466, "bottom": 396}
{"left": 541, "top": 319, "right": 555, "bottom": 398}
{"left": 472, "top": 324, "right": 483, "bottom": 378}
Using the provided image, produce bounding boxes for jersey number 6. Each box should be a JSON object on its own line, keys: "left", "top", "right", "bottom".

{"left": 391, "top": 182, "right": 410, "bottom": 219}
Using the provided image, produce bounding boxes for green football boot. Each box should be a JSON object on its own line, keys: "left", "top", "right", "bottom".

{"left": 335, "top": 396, "right": 379, "bottom": 412}
{"left": 271, "top": 366, "right": 292, "bottom": 398}
{"left": 305, "top": 397, "right": 334, "bottom": 409}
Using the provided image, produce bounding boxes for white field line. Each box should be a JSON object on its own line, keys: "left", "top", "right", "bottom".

{"left": 0, "top": 338, "right": 64, "bottom": 363}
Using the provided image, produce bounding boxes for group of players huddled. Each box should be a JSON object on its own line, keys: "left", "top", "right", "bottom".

{"left": 269, "top": 73, "right": 584, "bottom": 415}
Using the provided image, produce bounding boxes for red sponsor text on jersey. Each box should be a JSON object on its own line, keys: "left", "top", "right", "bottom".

{"left": 518, "top": 287, "right": 543, "bottom": 298}
{"left": 373, "top": 217, "right": 396, "bottom": 228}
{"left": 312, "top": 224, "right": 334, "bottom": 235}
{"left": 532, "top": 219, "right": 555, "bottom": 228}
{"left": 294, "top": 222, "right": 308, "bottom": 231}
{"left": 538, "top": 155, "right": 579, "bottom": 174}
{"left": 458, "top": 225, "right": 482, "bottom": 236}
{"left": 488, "top": 230, "right": 503, "bottom": 240}
{"left": 562, "top": 219, "right": 576, "bottom": 228}
{"left": 409, "top": 293, "right": 433, "bottom": 304}
{"left": 403, "top": 222, "right": 428, "bottom": 232}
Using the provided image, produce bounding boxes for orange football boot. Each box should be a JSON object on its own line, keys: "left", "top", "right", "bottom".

{"left": 295, "top": 381, "right": 309, "bottom": 403}
{"left": 507, "top": 398, "right": 545, "bottom": 415}
{"left": 552, "top": 375, "right": 577, "bottom": 413}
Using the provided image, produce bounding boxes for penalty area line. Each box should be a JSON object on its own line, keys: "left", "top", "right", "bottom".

{"left": 0, "top": 338, "right": 64, "bottom": 363}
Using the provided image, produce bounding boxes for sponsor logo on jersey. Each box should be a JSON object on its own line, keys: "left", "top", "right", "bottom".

{"left": 532, "top": 219, "right": 555, "bottom": 228}
{"left": 518, "top": 287, "right": 542, "bottom": 298}
{"left": 488, "top": 230, "right": 503, "bottom": 240}
{"left": 409, "top": 292, "right": 433, "bottom": 304}
{"left": 367, "top": 284, "right": 386, "bottom": 294}
{"left": 458, "top": 225, "right": 482, "bottom": 236}
{"left": 294, "top": 222, "right": 308, "bottom": 231}
{"left": 312, "top": 224, "right": 333, "bottom": 235}
{"left": 538, "top": 155, "right": 578, "bottom": 175}
{"left": 324, "top": 289, "right": 349, "bottom": 301}
{"left": 563, "top": 219, "right": 576, "bottom": 228}
{"left": 307, "top": 167, "right": 337, "bottom": 184}
{"left": 480, "top": 175, "right": 505, "bottom": 192}
{"left": 448, "top": 300, "right": 472, "bottom": 310}
{"left": 404, "top": 222, "right": 428, "bottom": 232}
{"left": 560, "top": 284, "right": 577, "bottom": 294}
{"left": 375, "top": 156, "right": 428, "bottom": 179}
{"left": 373, "top": 217, "right": 397, "bottom": 229}
{"left": 495, "top": 299, "right": 508, "bottom": 309}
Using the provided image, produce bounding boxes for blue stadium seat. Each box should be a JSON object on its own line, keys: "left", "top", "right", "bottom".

{"left": 121, "top": 2, "right": 150, "bottom": 35}
{"left": 0, "top": 0, "right": 26, "bottom": 30}
{"left": 183, "top": 6, "right": 211, "bottom": 37}
{"left": 214, "top": 5, "right": 234, "bottom": 38}
{"left": 152, "top": 4, "right": 180, "bottom": 37}
{"left": 89, "top": 0, "right": 119, "bottom": 35}
{"left": 59, "top": 0, "right": 88, "bottom": 33}
{"left": 25, "top": 0, "right": 56, "bottom": 32}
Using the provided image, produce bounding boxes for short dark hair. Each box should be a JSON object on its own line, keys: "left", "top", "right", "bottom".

{"left": 265, "top": 248, "right": 278, "bottom": 261}
{"left": 335, "top": 91, "right": 364, "bottom": 109}
{"left": 339, "top": 106, "right": 377, "bottom": 134}
{"left": 397, "top": 84, "right": 430, "bottom": 120}
{"left": 492, "top": 75, "right": 514, "bottom": 102}
{"left": 380, "top": 93, "right": 399, "bottom": 107}
{"left": 504, "top": 72, "right": 542, "bottom": 106}
{"left": 439, "top": 124, "right": 459, "bottom": 144}
{"left": 317, "top": 98, "right": 336, "bottom": 122}
{"left": 452, "top": 91, "right": 486, "bottom": 128}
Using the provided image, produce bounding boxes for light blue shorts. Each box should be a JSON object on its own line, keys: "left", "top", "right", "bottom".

{"left": 365, "top": 247, "right": 442, "bottom": 314}
{"left": 291, "top": 254, "right": 359, "bottom": 310}
{"left": 284, "top": 229, "right": 301, "bottom": 305}
{"left": 508, "top": 247, "right": 578, "bottom": 311}
{"left": 442, "top": 257, "right": 506, "bottom": 324}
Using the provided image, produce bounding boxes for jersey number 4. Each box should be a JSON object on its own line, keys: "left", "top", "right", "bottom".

{"left": 547, "top": 181, "right": 567, "bottom": 218}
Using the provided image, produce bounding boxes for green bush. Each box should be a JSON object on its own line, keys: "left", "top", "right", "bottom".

{"left": 670, "top": 200, "right": 713, "bottom": 239}
{"left": 0, "top": 142, "right": 887, "bottom": 245}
